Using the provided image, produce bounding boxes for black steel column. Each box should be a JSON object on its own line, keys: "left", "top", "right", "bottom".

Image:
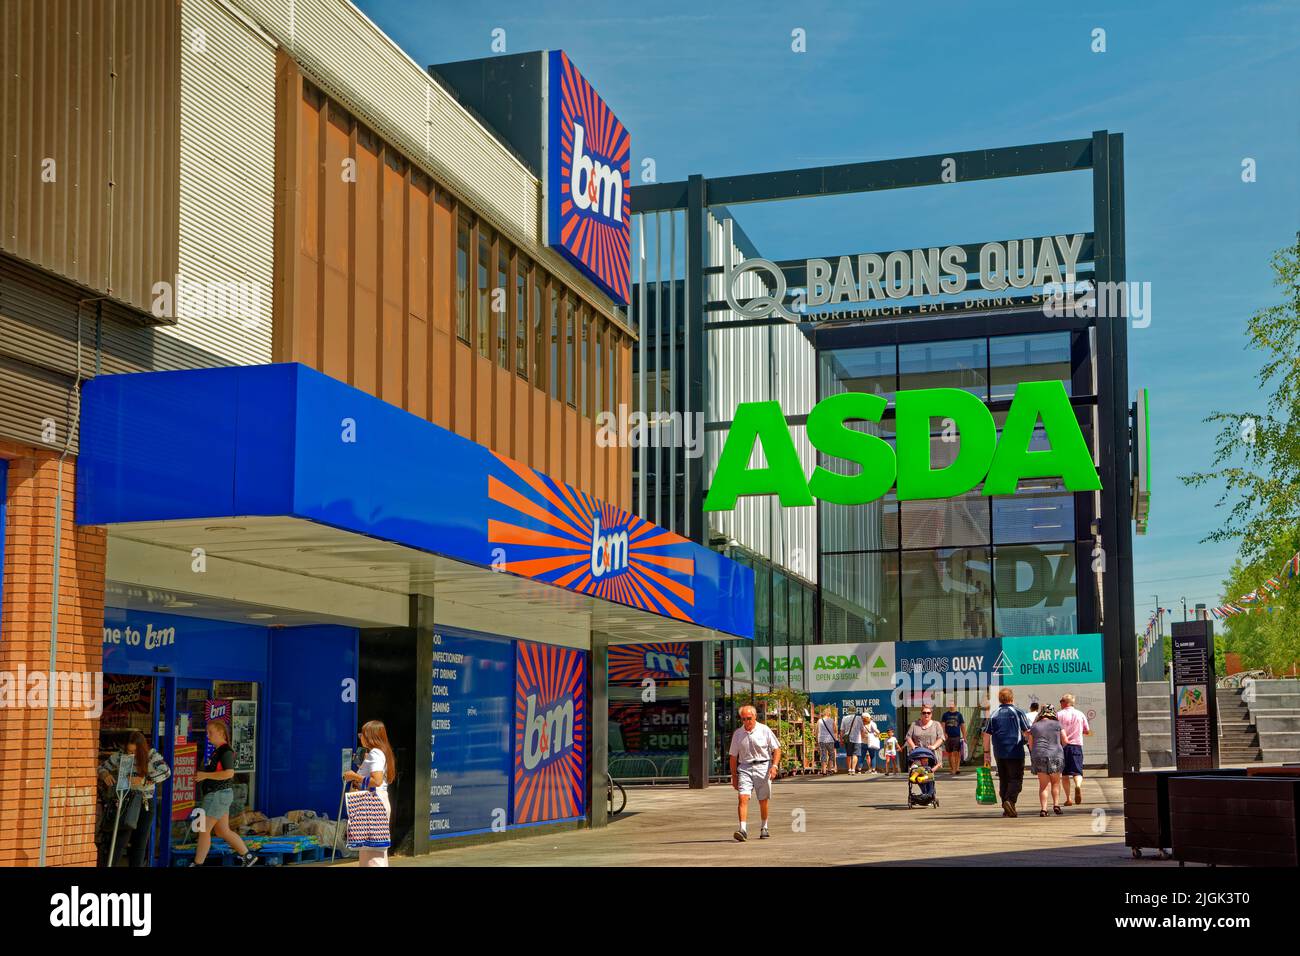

{"left": 686, "top": 173, "right": 710, "bottom": 789}
{"left": 410, "top": 594, "right": 435, "bottom": 855}
{"left": 1091, "top": 130, "right": 1131, "bottom": 776}
{"left": 1108, "top": 133, "right": 1140, "bottom": 773}
{"left": 587, "top": 628, "right": 610, "bottom": 827}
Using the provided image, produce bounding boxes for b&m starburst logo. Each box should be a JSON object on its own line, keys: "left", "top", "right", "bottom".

{"left": 514, "top": 641, "right": 586, "bottom": 824}
{"left": 487, "top": 453, "right": 697, "bottom": 622}
{"left": 547, "top": 49, "right": 631, "bottom": 304}
{"left": 608, "top": 642, "right": 691, "bottom": 682}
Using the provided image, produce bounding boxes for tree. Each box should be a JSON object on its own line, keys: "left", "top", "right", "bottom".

{"left": 1183, "top": 237, "right": 1300, "bottom": 562}
{"left": 1183, "top": 239, "right": 1300, "bottom": 672}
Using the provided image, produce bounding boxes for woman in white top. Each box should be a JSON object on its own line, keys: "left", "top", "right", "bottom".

{"left": 343, "top": 720, "right": 397, "bottom": 867}
{"left": 864, "top": 714, "right": 881, "bottom": 775}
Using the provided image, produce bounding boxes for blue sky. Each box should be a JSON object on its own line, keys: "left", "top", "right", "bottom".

{"left": 357, "top": 0, "right": 1300, "bottom": 618}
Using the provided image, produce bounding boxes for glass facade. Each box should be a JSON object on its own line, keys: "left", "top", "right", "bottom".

{"left": 816, "top": 330, "right": 1090, "bottom": 642}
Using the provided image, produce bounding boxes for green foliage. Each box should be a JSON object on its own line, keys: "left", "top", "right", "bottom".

{"left": 1183, "top": 238, "right": 1300, "bottom": 562}
{"left": 1218, "top": 546, "right": 1300, "bottom": 674}
{"left": 1183, "top": 239, "right": 1300, "bottom": 672}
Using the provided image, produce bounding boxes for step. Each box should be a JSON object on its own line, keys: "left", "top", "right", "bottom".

{"left": 1140, "top": 750, "right": 1175, "bottom": 769}
{"left": 1260, "top": 749, "right": 1300, "bottom": 763}
{"left": 1244, "top": 680, "right": 1300, "bottom": 695}
{"left": 1256, "top": 714, "right": 1300, "bottom": 733}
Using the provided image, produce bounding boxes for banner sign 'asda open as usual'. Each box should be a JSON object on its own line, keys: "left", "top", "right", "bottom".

{"left": 703, "top": 380, "right": 1100, "bottom": 511}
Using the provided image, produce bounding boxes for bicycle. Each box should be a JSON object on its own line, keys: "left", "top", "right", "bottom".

{"left": 606, "top": 772, "right": 627, "bottom": 816}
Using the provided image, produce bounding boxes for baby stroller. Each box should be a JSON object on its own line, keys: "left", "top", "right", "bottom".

{"left": 906, "top": 746, "right": 939, "bottom": 808}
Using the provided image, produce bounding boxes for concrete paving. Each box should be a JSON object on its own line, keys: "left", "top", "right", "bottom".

{"left": 386, "top": 770, "right": 1173, "bottom": 867}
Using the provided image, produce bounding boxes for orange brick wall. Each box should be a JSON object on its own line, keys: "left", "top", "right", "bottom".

{"left": 0, "top": 440, "right": 106, "bottom": 866}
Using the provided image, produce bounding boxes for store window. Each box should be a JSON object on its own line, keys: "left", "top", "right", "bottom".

{"left": 820, "top": 344, "right": 897, "bottom": 402}
{"left": 455, "top": 215, "right": 470, "bottom": 343}
{"left": 755, "top": 565, "right": 770, "bottom": 647}
{"left": 773, "top": 572, "right": 789, "bottom": 643}
{"left": 900, "top": 547, "right": 992, "bottom": 640}
{"left": 497, "top": 243, "right": 510, "bottom": 369}
{"left": 516, "top": 257, "right": 529, "bottom": 379}
{"left": 989, "top": 332, "right": 1072, "bottom": 401}
{"left": 565, "top": 298, "right": 576, "bottom": 407}
{"left": 994, "top": 543, "right": 1078, "bottom": 636}
{"left": 609, "top": 335, "right": 618, "bottom": 413}
{"left": 533, "top": 270, "right": 545, "bottom": 387}
{"left": 549, "top": 288, "right": 560, "bottom": 401}
{"left": 993, "top": 483, "right": 1075, "bottom": 543}
{"left": 899, "top": 338, "right": 987, "bottom": 398}
{"left": 594, "top": 324, "right": 604, "bottom": 414}
{"left": 821, "top": 551, "right": 900, "bottom": 644}
{"left": 899, "top": 435, "right": 990, "bottom": 548}
{"left": 580, "top": 308, "right": 590, "bottom": 416}
{"left": 477, "top": 227, "right": 492, "bottom": 357}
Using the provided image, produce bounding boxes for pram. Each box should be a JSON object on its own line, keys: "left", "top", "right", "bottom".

{"left": 906, "top": 746, "right": 940, "bottom": 808}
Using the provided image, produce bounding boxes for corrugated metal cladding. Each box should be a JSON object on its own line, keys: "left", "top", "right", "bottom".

{"left": 702, "top": 209, "right": 817, "bottom": 583}
{"left": 0, "top": 255, "right": 217, "bottom": 454}
{"left": 0, "top": 0, "right": 180, "bottom": 316}
{"left": 170, "top": 0, "right": 276, "bottom": 364}
{"left": 228, "top": 0, "right": 626, "bottom": 328}
{"left": 275, "top": 60, "right": 631, "bottom": 509}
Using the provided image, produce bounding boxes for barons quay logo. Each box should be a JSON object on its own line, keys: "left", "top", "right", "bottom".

{"left": 548, "top": 50, "right": 631, "bottom": 304}
{"left": 703, "top": 381, "right": 1100, "bottom": 511}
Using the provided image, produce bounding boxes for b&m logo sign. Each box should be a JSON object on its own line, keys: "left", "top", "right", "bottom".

{"left": 608, "top": 642, "right": 691, "bottom": 682}
{"left": 589, "top": 515, "right": 630, "bottom": 579}
{"left": 547, "top": 50, "right": 631, "bottom": 304}
{"left": 514, "top": 642, "right": 587, "bottom": 823}
{"left": 487, "top": 452, "right": 698, "bottom": 622}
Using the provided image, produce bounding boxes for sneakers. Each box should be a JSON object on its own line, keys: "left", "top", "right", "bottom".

{"left": 1002, "top": 799, "right": 1018, "bottom": 818}
{"left": 759, "top": 827, "right": 770, "bottom": 839}
{"left": 239, "top": 851, "right": 258, "bottom": 867}
{"left": 734, "top": 829, "right": 747, "bottom": 842}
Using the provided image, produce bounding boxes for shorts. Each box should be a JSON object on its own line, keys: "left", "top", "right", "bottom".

{"left": 1062, "top": 744, "right": 1085, "bottom": 777}
{"left": 1031, "top": 753, "right": 1064, "bottom": 776}
{"left": 852, "top": 741, "right": 867, "bottom": 760}
{"left": 736, "top": 762, "right": 772, "bottom": 800}
{"left": 817, "top": 741, "right": 836, "bottom": 762}
{"left": 199, "top": 788, "right": 234, "bottom": 821}
{"left": 943, "top": 737, "right": 962, "bottom": 754}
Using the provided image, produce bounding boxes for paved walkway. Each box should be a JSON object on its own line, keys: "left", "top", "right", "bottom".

{"left": 386, "top": 771, "right": 1171, "bottom": 867}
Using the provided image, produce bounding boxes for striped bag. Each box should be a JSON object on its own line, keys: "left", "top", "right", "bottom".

{"left": 344, "top": 788, "right": 391, "bottom": 849}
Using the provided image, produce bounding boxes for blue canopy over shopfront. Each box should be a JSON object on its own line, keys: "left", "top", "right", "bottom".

{"left": 77, "top": 363, "right": 753, "bottom": 859}
{"left": 78, "top": 362, "right": 752, "bottom": 639}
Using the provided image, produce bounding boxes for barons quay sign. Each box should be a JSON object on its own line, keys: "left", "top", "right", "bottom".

{"left": 703, "top": 380, "right": 1099, "bottom": 511}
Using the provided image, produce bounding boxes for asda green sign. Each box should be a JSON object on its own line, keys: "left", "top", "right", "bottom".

{"left": 703, "top": 381, "right": 1099, "bottom": 511}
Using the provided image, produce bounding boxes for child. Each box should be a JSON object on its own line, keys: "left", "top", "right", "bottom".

{"left": 882, "top": 730, "right": 900, "bottom": 775}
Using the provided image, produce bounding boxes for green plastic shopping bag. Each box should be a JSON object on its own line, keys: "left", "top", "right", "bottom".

{"left": 975, "top": 764, "right": 997, "bottom": 805}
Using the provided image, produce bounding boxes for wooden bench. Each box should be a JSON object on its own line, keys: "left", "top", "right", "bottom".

{"left": 1168, "top": 774, "right": 1300, "bottom": 866}
{"left": 1123, "top": 769, "right": 1248, "bottom": 859}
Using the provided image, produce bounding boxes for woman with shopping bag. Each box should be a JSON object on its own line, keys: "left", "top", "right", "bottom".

{"left": 343, "top": 720, "right": 396, "bottom": 867}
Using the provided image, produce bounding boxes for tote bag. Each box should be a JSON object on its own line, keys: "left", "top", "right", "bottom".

{"left": 344, "top": 788, "right": 391, "bottom": 849}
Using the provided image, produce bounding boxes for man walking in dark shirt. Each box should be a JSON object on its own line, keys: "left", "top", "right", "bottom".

{"left": 939, "top": 701, "right": 965, "bottom": 776}
{"left": 981, "top": 688, "right": 1031, "bottom": 818}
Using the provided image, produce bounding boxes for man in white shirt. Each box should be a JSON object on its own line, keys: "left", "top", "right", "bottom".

{"left": 840, "top": 708, "right": 865, "bottom": 775}
{"left": 728, "top": 705, "right": 782, "bottom": 842}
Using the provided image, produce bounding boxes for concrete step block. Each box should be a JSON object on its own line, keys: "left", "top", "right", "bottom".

{"left": 1256, "top": 714, "right": 1300, "bottom": 733}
